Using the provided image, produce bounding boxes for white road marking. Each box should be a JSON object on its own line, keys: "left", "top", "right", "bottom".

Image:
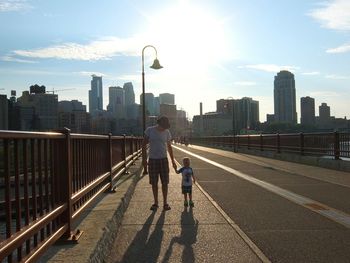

{"left": 173, "top": 145, "right": 350, "bottom": 229}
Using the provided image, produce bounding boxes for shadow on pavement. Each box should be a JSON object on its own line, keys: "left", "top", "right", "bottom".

{"left": 162, "top": 207, "right": 199, "bottom": 263}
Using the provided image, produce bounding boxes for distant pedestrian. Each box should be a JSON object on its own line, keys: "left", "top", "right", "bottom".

{"left": 142, "top": 116, "right": 177, "bottom": 211}
{"left": 175, "top": 157, "right": 196, "bottom": 207}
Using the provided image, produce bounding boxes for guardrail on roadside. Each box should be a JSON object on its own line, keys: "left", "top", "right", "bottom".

{"left": 0, "top": 129, "right": 143, "bottom": 262}
{"left": 189, "top": 132, "right": 350, "bottom": 160}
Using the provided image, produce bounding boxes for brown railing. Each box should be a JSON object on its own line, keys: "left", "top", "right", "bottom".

{"left": 190, "top": 132, "right": 350, "bottom": 159}
{"left": 0, "top": 129, "right": 143, "bottom": 262}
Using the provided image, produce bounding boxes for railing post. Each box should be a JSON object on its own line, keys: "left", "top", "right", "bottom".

{"left": 108, "top": 133, "right": 114, "bottom": 192}
{"left": 247, "top": 135, "right": 250, "bottom": 150}
{"left": 131, "top": 136, "right": 135, "bottom": 165}
{"left": 123, "top": 134, "right": 129, "bottom": 174}
{"left": 334, "top": 131, "right": 340, "bottom": 160}
{"left": 277, "top": 133, "right": 281, "bottom": 153}
{"left": 300, "top": 132, "right": 304, "bottom": 156}
{"left": 62, "top": 128, "right": 73, "bottom": 239}
{"left": 260, "top": 134, "right": 263, "bottom": 151}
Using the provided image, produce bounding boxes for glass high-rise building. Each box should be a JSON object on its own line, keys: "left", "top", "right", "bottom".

{"left": 123, "top": 82, "right": 135, "bottom": 106}
{"left": 89, "top": 75, "right": 103, "bottom": 113}
{"left": 159, "top": 93, "right": 175, "bottom": 105}
{"left": 107, "top": 86, "right": 125, "bottom": 119}
{"left": 274, "top": 70, "right": 297, "bottom": 124}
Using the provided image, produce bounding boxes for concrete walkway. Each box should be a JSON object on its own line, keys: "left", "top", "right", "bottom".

{"left": 106, "top": 159, "right": 266, "bottom": 263}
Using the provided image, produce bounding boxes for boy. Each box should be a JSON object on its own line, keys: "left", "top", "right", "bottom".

{"left": 176, "top": 157, "right": 196, "bottom": 207}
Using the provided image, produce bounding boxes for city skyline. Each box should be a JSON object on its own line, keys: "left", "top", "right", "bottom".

{"left": 1, "top": 0, "right": 350, "bottom": 121}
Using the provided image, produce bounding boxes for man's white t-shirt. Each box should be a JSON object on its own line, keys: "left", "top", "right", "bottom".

{"left": 145, "top": 126, "right": 172, "bottom": 159}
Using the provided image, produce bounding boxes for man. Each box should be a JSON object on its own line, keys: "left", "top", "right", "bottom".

{"left": 142, "top": 116, "right": 177, "bottom": 211}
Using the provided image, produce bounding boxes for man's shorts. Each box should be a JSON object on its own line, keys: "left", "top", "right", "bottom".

{"left": 148, "top": 158, "right": 169, "bottom": 185}
{"left": 182, "top": 185, "right": 192, "bottom": 194}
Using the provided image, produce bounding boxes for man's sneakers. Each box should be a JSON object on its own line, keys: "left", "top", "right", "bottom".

{"left": 189, "top": 200, "right": 194, "bottom": 207}
{"left": 184, "top": 200, "right": 188, "bottom": 207}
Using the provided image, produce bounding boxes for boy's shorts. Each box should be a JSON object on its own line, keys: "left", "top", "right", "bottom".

{"left": 148, "top": 158, "right": 169, "bottom": 185}
{"left": 182, "top": 185, "right": 192, "bottom": 194}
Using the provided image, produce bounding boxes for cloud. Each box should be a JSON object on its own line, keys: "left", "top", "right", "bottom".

{"left": 77, "top": 71, "right": 107, "bottom": 77}
{"left": 326, "top": 43, "right": 350, "bottom": 53}
{"left": 309, "top": 0, "right": 350, "bottom": 31}
{"left": 301, "top": 71, "right": 321, "bottom": 75}
{"left": 0, "top": 0, "right": 31, "bottom": 12}
{"left": 1, "top": 55, "right": 37, "bottom": 63}
{"left": 325, "top": 74, "right": 349, "bottom": 79}
{"left": 12, "top": 36, "right": 142, "bottom": 61}
{"left": 233, "top": 81, "right": 257, "bottom": 86}
{"left": 238, "top": 64, "right": 299, "bottom": 73}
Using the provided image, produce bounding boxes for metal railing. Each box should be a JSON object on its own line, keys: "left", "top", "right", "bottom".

{"left": 190, "top": 132, "right": 350, "bottom": 159}
{"left": 0, "top": 129, "right": 143, "bottom": 262}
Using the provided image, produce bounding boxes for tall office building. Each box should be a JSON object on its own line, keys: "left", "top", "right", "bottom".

{"left": 123, "top": 82, "right": 135, "bottom": 106}
{"left": 154, "top": 97, "right": 160, "bottom": 115}
{"left": 159, "top": 93, "right": 175, "bottom": 105}
{"left": 274, "top": 70, "right": 297, "bottom": 123}
{"left": 300, "top": 96, "right": 315, "bottom": 125}
{"left": 0, "top": 95, "right": 8, "bottom": 129}
{"left": 107, "top": 86, "right": 125, "bottom": 119}
{"left": 236, "top": 97, "right": 259, "bottom": 131}
{"left": 17, "top": 85, "right": 58, "bottom": 130}
{"left": 58, "top": 100, "right": 89, "bottom": 133}
{"left": 89, "top": 75, "right": 103, "bottom": 113}
{"left": 140, "top": 93, "right": 155, "bottom": 116}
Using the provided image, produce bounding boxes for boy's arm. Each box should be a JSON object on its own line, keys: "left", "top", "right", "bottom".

{"left": 192, "top": 169, "right": 196, "bottom": 183}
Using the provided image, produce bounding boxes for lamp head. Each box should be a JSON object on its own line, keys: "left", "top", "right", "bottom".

{"left": 150, "top": 58, "right": 163, "bottom": 70}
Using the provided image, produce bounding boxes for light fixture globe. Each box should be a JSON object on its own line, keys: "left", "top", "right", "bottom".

{"left": 150, "top": 58, "right": 163, "bottom": 70}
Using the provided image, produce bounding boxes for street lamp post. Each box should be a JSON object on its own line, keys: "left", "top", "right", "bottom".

{"left": 141, "top": 45, "right": 163, "bottom": 133}
{"left": 141, "top": 45, "right": 163, "bottom": 174}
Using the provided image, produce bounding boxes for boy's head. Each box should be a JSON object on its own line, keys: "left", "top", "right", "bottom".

{"left": 183, "top": 157, "right": 190, "bottom": 167}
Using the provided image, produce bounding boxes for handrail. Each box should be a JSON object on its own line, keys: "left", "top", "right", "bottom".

{"left": 0, "top": 130, "right": 143, "bottom": 262}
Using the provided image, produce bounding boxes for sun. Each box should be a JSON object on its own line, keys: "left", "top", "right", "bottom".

{"left": 144, "top": 2, "right": 229, "bottom": 73}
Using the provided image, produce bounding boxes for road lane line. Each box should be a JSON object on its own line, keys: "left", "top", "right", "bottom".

{"left": 174, "top": 159, "right": 271, "bottom": 263}
{"left": 173, "top": 145, "right": 350, "bottom": 229}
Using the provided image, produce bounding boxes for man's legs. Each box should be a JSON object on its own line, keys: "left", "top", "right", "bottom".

{"left": 152, "top": 183, "right": 158, "bottom": 206}
{"left": 162, "top": 183, "right": 168, "bottom": 206}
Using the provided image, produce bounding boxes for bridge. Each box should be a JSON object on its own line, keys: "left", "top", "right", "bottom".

{"left": 1, "top": 131, "right": 350, "bottom": 262}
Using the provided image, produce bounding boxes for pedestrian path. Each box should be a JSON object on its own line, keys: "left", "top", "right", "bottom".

{"left": 106, "top": 159, "right": 267, "bottom": 263}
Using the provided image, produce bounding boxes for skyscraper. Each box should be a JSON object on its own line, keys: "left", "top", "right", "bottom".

{"left": 140, "top": 93, "right": 155, "bottom": 116}
{"left": 159, "top": 93, "right": 175, "bottom": 105}
{"left": 300, "top": 96, "right": 315, "bottom": 125}
{"left": 89, "top": 75, "right": 103, "bottom": 113}
{"left": 123, "top": 82, "right": 135, "bottom": 106}
{"left": 107, "top": 86, "right": 125, "bottom": 119}
{"left": 0, "top": 95, "right": 8, "bottom": 129}
{"left": 274, "top": 70, "right": 297, "bottom": 124}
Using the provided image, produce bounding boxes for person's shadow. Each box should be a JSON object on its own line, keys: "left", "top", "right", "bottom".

{"left": 117, "top": 210, "right": 165, "bottom": 263}
{"left": 162, "top": 207, "right": 199, "bottom": 263}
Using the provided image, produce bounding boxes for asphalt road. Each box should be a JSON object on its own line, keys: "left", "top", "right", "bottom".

{"left": 172, "top": 145, "right": 350, "bottom": 263}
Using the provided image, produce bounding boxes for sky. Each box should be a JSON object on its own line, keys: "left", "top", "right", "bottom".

{"left": 0, "top": 0, "right": 350, "bottom": 122}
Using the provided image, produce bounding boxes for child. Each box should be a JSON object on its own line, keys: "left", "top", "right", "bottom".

{"left": 175, "top": 157, "right": 196, "bottom": 207}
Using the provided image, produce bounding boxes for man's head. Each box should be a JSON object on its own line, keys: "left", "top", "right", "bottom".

{"left": 157, "top": 116, "right": 170, "bottom": 130}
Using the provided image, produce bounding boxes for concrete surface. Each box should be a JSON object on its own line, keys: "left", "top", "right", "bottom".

{"left": 106, "top": 160, "right": 264, "bottom": 263}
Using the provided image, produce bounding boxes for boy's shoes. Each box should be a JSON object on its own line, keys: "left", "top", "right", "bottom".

{"left": 184, "top": 200, "right": 188, "bottom": 207}
{"left": 189, "top": 200, "right": 194, "bottom": 207}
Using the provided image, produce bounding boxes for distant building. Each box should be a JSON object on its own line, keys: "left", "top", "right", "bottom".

{"left": 319, "top": 103, "right": 330, "bottom": 121}
{"left": 140, "top": 93, "right": 155, "bottom": 116}
{"left": 154, "top": 96, "right": 160, "bottom": 115}
{"left": 17, "top": 86, "right": 58, "bottom": 131}
{"left": 123, "top": 82, "right": 135, "bottom": 106}
{"left": 0, "top": 95, "right": 8, "bottom": 129}
{"left": 107, "top": 86, "right": 125, "bottom": 119}
{"left": 274, "top": 70, "right": 297, "bottom": 123}
{"left": 160, "top": 103, "right": 177, "bottom": 134}
{"left": 90, "top": 110, "right": 114, "bottom": 134}
{"left": 266, "top": 114, "right": 275, "bottom": 123}
{"left": 159, "top": 93, "right": 175, "bottom": 105}
{"left": 58, "top": 100, "right": 90, "bottom": 133}
{"left": 89, "top": 75, "right": 103, "bottom": 113}
{"left": 193, "top": 112, "right": 231, "bottom": 136}
{"left": 300, "top": 96, "right": 315, "bottom": 125}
